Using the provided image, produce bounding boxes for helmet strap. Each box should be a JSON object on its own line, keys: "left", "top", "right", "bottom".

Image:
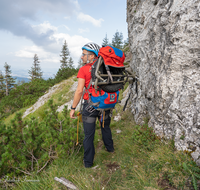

{"left": 87, "top": 53, "right": 90, "bottom": 63}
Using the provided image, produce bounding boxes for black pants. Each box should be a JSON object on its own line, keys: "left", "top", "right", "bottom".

{"left": 82, "top": 101, "right": 114, "bottom": 168}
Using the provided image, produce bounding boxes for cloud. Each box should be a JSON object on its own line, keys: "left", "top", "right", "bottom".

{"left": 15, "top": 45, "right": 51, "bottom": 59}
{"left": 51, "top": 33, "right": 90, "bottom": 62}
{"left": 77, "top": 12, "right": 104, "bottom": 27}
{"left": 32, "top": 21, "right": 58, "bottom": 35}
{"left": 78, "top": 28, "right": 90, "bottom": 33}
{"left": 15, "top": 33, "right": 90, "bottom": 67}
{"left": 0, "top": 0, "right": 79, "bottom": 46}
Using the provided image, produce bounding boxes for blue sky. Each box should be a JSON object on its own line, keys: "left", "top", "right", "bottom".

{"left": 0, "top": 0, "right": 128, "bottom": 78}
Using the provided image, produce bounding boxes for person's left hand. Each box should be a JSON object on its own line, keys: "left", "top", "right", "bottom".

{"left": 70, "top": 109, "right": 76, "bottom": 119}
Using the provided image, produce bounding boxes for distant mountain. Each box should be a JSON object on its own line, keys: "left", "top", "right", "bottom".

{"left": 14, "top": 76, "right": 30, "bottom": 83}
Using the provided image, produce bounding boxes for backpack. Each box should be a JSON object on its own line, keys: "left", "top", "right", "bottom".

{"left": 83, "top": 46, "right": 126, "bottom": 111}
{"left": 76, "top": 46, "right": 134, "bottom": 145}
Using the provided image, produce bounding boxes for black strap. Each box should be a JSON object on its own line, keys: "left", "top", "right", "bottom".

{"left": 79, "top": 78, "right": 93, "bottom": 113}
{"left": 123, "top": 93, "right": 131, "bottom": 111}
{"left": 123, "top": 82, "right": 134, "bottom": 111}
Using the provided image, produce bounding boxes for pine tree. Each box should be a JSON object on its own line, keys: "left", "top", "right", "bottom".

{"left": 60, "top": 40, "right": 70, "bottom": 68}
{"left": 123, "top": 37, "right": 129, "bottom": 48}
{"left": 0, "top": 70, "right": 5, "bottom": 99}
{"left": 4, "top": 62, "right": 15, "bottom": 96}
{"left": 28, "top": 54, "right": 43, "bottom": 81}
{"left": 77, "top": 58, "right": 83, "bottom": 69}
{"left": 68, "top": 57, "right": 74, "bottom": 68}
{"left": 112, "top": 30, "right": 124, "bottom": 49}
{"left": 102, "top": 33, "right": 110, "bottom": 47}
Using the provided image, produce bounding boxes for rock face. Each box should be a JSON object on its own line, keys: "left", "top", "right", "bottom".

{"left": 127, "top": 0, "right": 200, "bottom": 165}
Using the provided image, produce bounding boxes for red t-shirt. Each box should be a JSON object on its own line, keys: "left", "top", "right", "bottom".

{"left": 77, "top": 63, "right": 93, "bottom": 100}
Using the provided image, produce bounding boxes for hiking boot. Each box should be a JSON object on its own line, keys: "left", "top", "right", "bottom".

{"left": 83, "top": 159, "right": 93, "bottom": 168}
{"left": 105, "top": 148, "right": 115, "bottom": 153}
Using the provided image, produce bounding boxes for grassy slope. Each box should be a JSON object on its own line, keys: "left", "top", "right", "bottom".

{"left": 14, "top": 109, "right": 192, "bottom": 190}
{"left": 3, "top": 76, "right": 77, "bottom": 125}
{"left": 2, "top": 76, "right": 195, "bottom": 190}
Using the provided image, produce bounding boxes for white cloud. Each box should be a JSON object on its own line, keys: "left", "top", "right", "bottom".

{"left": 32, "top": 21, "right": 58, "bottom": 35}
{"left": 78, "top": 28, "right": 90, "bottom": 33}
{"left": 15, "top": 32, "right": 90, "bottom": 68}
{"left": 77, "top": 12, "right": 104, "bottom": 27}
{"left": 51, "top": 33, "right": 90, "bottom": 65}
{"left": 15, "top": 45, "right": 53, "bottom": 59}
{"left": 0, "top": 0, "right": 80, "bottom": 47}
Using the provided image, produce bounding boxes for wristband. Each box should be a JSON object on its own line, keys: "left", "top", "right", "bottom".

{"left": 71, "top": 106, "right": 76, "bottom": 110}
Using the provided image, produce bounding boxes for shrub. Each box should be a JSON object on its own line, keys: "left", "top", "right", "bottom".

{"left": 54, "top": 67, "right": 78, "bottom": 84}
{"left": 0, "top": 67, "right": 78, "bottom": 121}
{"left": 0, "top": 99, "right": 83, "bottom": 176}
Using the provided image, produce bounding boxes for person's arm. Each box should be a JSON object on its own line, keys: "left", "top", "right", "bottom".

{"left": 70, "top": 78, "right": 85, "bottom": 119}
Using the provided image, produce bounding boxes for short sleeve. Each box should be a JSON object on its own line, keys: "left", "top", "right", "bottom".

{"left": 77, "top": 66, "right": 85, "bottom": 79}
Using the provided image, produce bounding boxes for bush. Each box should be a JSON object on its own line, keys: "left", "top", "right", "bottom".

{"left": 0, "top": 79, "right": 52, "bottom": 119}
{"left": 0, "top": 67, "right": 78, "bottom": 121}
{"left": 0, "top": 99, "right": 83, "bottom": 176}
{"left": 54, "top": 67, "right": 78, "bottom": 84}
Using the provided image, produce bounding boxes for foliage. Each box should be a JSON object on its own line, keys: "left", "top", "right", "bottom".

{"left": 0, "top": 70, "right": 5, "bottom": 99}
{"left": 0, "top": 67, "right": 77, "bottom": 121}
{"left": 13, "top": 110, "right": 196, "bottom": 190}
{"left": 102, "top": 33, "right": 110, "bottom": 47}
{"left": 68, "top": 57, "right": 74, "bottom": 69}
{"left": 0, "top": 78, "right": 54, "bottom": 120}
{"left": 60, "top": 40, "right": 70, "bottom": 69}
{"left": 77, "top": 58, "right": 84, "bottom": 69}
{"left": 131, "top": 119, "right": 159, "bottom": 151}
{"left": 0, "top": 99, "right": 83, "bottom": 177}
{"left": 4, "top": 62, "right": 16, "bottom": 96}
{"left": 15, "top": 79, "right": 26, "bottom": 87}
{"left": 112, "top": 30, "right": 124, "bottom": 49}
{"left": 28, "top": 54, "right": 43, "bottom": 81}
{"left": 123, "top": 37, "right": 129, "bottom": 48}
{"left": 101, "top": 32, "right": 129, "bottom": 49}
{"left": 183, "top": 161, "right": 200, "bottom": 190}
{"left": 54, "top": 67, "right": 78, "bottom": 84}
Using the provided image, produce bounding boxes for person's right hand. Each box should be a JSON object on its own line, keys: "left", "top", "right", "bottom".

{"left": 70, "top": 109, "right": 76, "bottom": 119}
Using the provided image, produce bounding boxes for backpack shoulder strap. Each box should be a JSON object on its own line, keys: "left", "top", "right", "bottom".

{"left": 79, "top": 78, "right": 93, "bottom": 113}
{"left": 87, "top": 78, "right": 93, "bottom": 90}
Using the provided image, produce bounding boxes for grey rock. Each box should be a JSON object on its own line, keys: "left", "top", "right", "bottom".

{"left": 127, "top": 0, "right": 200, "bottom": 164}
{"left": 196, "top": 159, "right": 200, "bottom": 167}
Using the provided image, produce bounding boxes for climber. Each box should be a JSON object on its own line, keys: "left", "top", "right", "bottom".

{"left": 70, "top": 42, "right": 114, "bottom": 168}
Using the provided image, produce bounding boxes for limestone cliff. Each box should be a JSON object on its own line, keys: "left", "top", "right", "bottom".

{"left": 127, "top": 0, "right": 200, "bottom": 165}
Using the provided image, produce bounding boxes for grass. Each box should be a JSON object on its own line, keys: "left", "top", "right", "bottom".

{"left": 9, "top": 109, "right": 195, "bottom": 190}
{"left": 1, "top": 80, "right": 198, "bottom": 190}
{"left": 9, "top": 76, "right": 77, "bottom": 123}
{"left": 3, "top": 107, "right": 27, "bottom": 126}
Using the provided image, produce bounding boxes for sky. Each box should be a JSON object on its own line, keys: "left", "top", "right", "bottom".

{"left": 0, "top": 0, "right": 128, "bottom": 79}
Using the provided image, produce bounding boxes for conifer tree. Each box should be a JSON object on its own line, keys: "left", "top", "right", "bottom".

{"left": 28, "top": 54, "right": 43, "bottom": 81}
{"left": 112, "top": 30, "right": 124, "bottom": 49}
{"left": 123, "top": 37, "right": 129, "bottom": 48}
{"left": 77, "top": 58, "right": 83, "bottom": 69}
{"left": 102, "top": 33, "right": 110, "bottom": 47}
{"left": 4, "top": 62, "right": 15, "bottom": 96}
{"left": 0, "top": 70, "right": 5, "bottom": 99}
{"left": 68, "top": 57, "right": 74, "bottom": 68}
{"left": 60, "top": 40, "right": 70, "bottom": 68}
